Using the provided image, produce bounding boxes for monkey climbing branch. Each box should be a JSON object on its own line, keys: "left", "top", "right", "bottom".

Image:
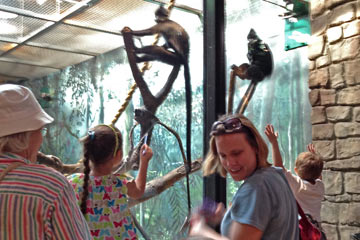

{"left": 111, "top": 0, "right": 176, "bottom": 125}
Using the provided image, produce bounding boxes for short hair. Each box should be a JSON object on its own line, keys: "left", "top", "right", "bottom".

{"left": 0, "top": 131, "right": 31, "bottom": 155}
{"left": 203, "top": 114, "right": 271, "bottom": 177}
{"left": 295, "top": 152, "right": 323, "bottom": 181}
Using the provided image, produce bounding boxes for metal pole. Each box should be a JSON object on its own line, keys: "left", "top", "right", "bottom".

{"left": 203, "top": 0, "right": 226, "bottom": 232}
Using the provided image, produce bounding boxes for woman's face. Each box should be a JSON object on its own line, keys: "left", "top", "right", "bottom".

{"left": 215, "top": 132, "right": 257, "bottom": 181}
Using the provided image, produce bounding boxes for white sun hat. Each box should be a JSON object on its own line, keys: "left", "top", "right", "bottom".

{"left": 0, "top": 84, "right": 54, "bottom": 137}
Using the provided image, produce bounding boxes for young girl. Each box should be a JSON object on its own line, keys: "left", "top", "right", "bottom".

{"left": 68, "top": 124, "right": 153, "bottom": 240}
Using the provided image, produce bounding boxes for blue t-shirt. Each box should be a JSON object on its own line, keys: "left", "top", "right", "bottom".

{"left": 220, "top": 167, "right": 299, "bottom": 239}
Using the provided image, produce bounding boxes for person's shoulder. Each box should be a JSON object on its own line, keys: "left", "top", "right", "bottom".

{"left": 27, "top": 163, "right": 72, "bottom": 187}
{"left": 113, "top": 173, "right": 132, "bottom": 180}
{"left": 249, "top": 167, "right": 294, "bottom": 189}
{"left": 314, "top": 178, "right": 325, "bottom": 191}
{"left": 283, "top": 168, "right": 301, "bottom": 181}
{"left": 254, "top": 166, "right": 279, "bottom": 177}
{"left": 67, "top": 172, "right": 84, "bottom": 183}
{"left": 245, "top": 167, "right": 276, "bottom": 184}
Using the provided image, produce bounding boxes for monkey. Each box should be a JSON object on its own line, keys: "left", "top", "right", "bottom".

{"left": 130, "top": 5, "right": 190, "bottom": 67}
{"left": 232, "top": 28, "right": 273, "bottom": 82}
{"left": 129, "top": 5, "right": 192, "bottom": 175}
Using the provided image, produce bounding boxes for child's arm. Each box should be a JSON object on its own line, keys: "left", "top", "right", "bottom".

{"left": 127, "top": 144, "right": 153, "bottom": 199}
{"left": 264, "top": 124, "right": 285, "bottom": 170}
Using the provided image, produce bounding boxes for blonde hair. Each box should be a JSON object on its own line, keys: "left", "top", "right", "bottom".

{"left": 0, "top": 131, "right": 31, "bottom": 155}
{"left": 295, "top": 152, "right": 323, "bottom": 181}
{"left": 203, "top": 114, "right": 271, "bottom": 177}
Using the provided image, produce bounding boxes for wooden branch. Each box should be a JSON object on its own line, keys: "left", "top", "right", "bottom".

{"left": 227, "top": 70, "right": 236, "bottom": 114}
{"left": 37, "top": 152, "right": 83, "bottom": 175}
{"left": 122, "top": 27, "right": 156, "bottom": 105}
{"left": 128, "top": 158, "right": 202, "bottom": 208}
{"left": 119, "top": 27, "right": 182, "bottom": 173}
{"left": 37, "top": 152, "right": 204, "bottom": 205}
{"left": 236, "top": 81, "right": 258, "bottom": 114}
{"left": 155, "top": 64, "right": 180, "bottom": 107}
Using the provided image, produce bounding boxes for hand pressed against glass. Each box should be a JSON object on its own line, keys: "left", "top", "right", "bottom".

{"left": 215, "top": 133, "right": 257, "bottom": 181}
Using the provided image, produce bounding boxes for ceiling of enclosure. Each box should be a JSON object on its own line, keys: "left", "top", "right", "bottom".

{"left": 0, "top": 0, "right": 202, "bottom": 83}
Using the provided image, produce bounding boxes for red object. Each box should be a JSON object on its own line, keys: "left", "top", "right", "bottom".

{"left": 297, "top": 201, "right": 322, "bottom": 240}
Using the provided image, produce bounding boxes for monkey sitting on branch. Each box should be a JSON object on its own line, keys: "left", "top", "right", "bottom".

{"left": 229, "top": 28, "right": 274, "bottom": 114}
{"left": 232, "top": 28, "right": 273, "bottom": 82}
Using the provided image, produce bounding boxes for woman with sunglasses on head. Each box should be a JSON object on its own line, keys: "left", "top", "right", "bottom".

{"left": 0, "top": 84, "right": 91, "bottom": 239}
{"left": 189, "top": 114, "right": 299, "bottom": 240}
{"left": 67, "top": 124, "right": 153, "bottom": 239}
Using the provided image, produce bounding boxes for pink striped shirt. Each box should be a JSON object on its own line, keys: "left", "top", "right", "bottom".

{"left": 0, "top": 153, "right": 92, "bottom": 239}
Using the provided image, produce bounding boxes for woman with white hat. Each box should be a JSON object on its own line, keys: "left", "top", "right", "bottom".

{"left": 0, "top": 84, "right": 91, "bottom": 239}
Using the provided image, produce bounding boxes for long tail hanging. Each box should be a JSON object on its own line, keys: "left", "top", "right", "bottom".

{"left": 110, "top": 0, "right": 193, "bottom": 221}
{"left": 111, "top": 0, "right": 175, "bottom": 125}
{"left": 165, "top": 0, "right": 192, "bottom": 217}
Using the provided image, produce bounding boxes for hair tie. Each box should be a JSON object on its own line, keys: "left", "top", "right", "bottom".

{"left": 88, "top": 130, "right": 95, "bottom": 140}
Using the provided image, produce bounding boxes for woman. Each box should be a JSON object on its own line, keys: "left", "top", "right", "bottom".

{"left": 189, "top": 114, "right": 299, "bottom": 240}
{"left": 0, "top": 84, "right": 91, "bottom": 239}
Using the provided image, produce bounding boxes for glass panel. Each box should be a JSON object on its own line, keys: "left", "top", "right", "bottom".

{"left": 225, "top": 0, "right": 311, "bottom": 199}
{"left": 23, "top": 3, "right": 203, "bottom": 239}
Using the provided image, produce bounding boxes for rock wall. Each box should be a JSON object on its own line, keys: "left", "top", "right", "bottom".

{"left": 309, "top": 0, "right": 360, "bottom": 239}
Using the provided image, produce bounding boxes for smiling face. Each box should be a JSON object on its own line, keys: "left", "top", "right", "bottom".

{"left": 215, "top": 133, "right": 258, "bottom": 181}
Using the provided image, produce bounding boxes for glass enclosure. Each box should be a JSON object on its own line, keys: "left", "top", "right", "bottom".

{"left": 23, "top": 2, "right": 204, "bottom": 239}
{"left": 225, "top": 0, "right": 311, "bottom": 200}
{"left": 12, "top": 0, "right": 312, "bottom": 239}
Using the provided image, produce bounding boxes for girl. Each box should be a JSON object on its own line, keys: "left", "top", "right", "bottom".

{"left": 68, "top": 124, "right": 152, "bottom": 240}
{"left": 189, "top": 114, "right": 299, "bottom": 240}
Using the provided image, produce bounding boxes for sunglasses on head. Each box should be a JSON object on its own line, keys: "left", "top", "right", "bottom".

{"left": 210, "top": 117, "right": 245, "bottom": 136}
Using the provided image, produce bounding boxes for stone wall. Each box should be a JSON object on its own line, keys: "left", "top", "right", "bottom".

{"left": 309, "top": 0, "right": 360, "bottom": 239}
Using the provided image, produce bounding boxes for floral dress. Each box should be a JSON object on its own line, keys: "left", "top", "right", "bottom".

{"left": 67, "top": 173, "right": 138, "bottom": 240}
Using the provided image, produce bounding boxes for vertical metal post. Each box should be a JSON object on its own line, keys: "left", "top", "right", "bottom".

{"left": 203, "top": 0, "right": 226, "bottom": 229}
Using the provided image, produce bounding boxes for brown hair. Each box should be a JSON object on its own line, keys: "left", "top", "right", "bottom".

{"left": 295, "top": 152, "right": 323, "bottom": 182}
{"left": 203, "top": 114, "right": 271, "bottom": 177}
{"left": 79, "top": 124, "right": 123, "bottom": 215}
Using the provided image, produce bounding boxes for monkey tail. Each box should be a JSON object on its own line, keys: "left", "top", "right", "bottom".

{"left": 184, "top": 62, "right": 191, "bottom": 172}
{"left": 184, "top": 62, "right": 192, "bottom": 214}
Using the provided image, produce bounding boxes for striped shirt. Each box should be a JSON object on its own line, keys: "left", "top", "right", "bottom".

{"left": 0, "top": 153, "right": 92, "bottom": 240}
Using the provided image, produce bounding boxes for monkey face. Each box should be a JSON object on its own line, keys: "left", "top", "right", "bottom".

{"left": 155, "top": 5, "right": 169, "bottom": 22}
{"left": 247, "top": 28, "right": 259, "bottom": 41}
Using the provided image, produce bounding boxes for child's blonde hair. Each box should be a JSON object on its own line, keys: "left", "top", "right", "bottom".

{"left": 295, "top": 152, "right": 323, "bottom": 182}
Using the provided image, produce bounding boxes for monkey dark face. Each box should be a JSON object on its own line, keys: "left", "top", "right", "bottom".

{"left": 155, "top": 5, "right": 169, "bottom": 23}
{"left": 247, "top": 28, "right": 259, "bottom": 41}
{"left": 134, "top": 108, "right": 159, "bottom": 127}
{"left": 245, "top": 28, "right": 273, "bottom": 81}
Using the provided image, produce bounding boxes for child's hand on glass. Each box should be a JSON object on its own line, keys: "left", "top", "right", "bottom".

{"left": 307, "top": 143, "right": 316, "bottom": 154}
{"left": 265, "top": 124, "right": 278, "bottom": 144}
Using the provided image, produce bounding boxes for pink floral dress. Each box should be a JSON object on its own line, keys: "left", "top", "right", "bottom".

{"left": 67, "top": 173, "right": 138, "bottom": 240}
